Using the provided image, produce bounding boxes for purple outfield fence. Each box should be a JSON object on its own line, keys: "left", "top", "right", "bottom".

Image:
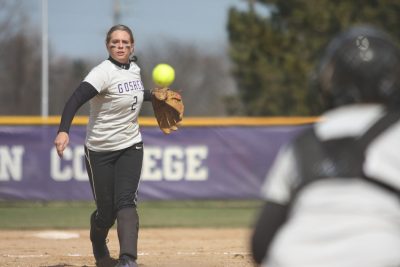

{"left": 0, "top": 124, "right": 309, "bottom": 201}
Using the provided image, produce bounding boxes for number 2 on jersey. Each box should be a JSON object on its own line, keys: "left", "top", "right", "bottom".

{"left": 131, "top": 96, "right": 138, "bottom": 111}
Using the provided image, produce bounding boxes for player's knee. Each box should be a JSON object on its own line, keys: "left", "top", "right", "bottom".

{"left": 116, "top": 193, "right": 138, "bottom": 211}
{"left": 95, "top": 213, "right": 116, "bottom": 229}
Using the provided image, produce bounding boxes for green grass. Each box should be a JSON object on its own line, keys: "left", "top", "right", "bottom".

{"left": 0, "top": 201, "right": 95, "bottom": 229}
{"left": 0, "top": 200, "right": 263, "bottom": 229}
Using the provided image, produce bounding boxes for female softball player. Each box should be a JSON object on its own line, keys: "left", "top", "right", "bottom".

{"left": 54, "top": 24, "right": 151, "bottom": 267}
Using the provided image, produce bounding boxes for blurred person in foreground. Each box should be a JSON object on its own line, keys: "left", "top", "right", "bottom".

{"left": 251, "top": 25, "right": 400, "bottom": 267}
{"left": 54, "top": 24, "right": 166, "bottom": 267}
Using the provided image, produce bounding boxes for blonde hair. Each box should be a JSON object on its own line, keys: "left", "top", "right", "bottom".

{"left": 105, "top": 24, "right": 134, "bottom": 44}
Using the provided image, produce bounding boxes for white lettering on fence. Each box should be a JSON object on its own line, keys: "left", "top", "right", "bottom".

{"left": 50, "top": 146, "right": 88, "bottom": 181}
{"left": 0, "top": 146, "right": 24, "bottom": 181}
{"left": 50, "top": 145, "right": 209, "bottom": 182}
{"left": 142, "top": 145, "right": 208, "bottom": 181}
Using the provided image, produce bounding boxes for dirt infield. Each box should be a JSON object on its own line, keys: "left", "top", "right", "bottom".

{"left": 0, "top": 228, "right": 255, "bottom": 267}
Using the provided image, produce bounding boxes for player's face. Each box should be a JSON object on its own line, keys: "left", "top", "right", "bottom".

{"left": 107, "top": 30, "right": 134, "bottom": 63}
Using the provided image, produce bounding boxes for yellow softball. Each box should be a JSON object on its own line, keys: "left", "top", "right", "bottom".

{"left": 152, "top": 63, "right": 175, "bottom": 87}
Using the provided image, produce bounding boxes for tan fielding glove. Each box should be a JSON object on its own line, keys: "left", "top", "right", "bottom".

{"left": 151, "top": 87, "right": 184, "bottom": 134}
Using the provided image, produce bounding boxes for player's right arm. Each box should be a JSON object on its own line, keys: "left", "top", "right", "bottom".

{"left": 54, "top": 82, "right": 98, "bottom": 157}
{"left": 251, "top": 201, "right": 289, "bottom": 264}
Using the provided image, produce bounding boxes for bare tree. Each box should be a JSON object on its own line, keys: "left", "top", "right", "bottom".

{"left": 0, "top": 1, "right": 240, "bottom": 117}
{"left": 0, "top": 1, "right": 42, "bottom": 115}
{"left": 49, "top": 57, "right": 91, "bottom": 115}
{"left": 0, "top": 1, "right": 23, "bottom": 41}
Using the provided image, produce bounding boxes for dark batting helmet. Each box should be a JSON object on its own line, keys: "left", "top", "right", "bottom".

{"left": 317, "top": 25, "right": 400, "bottom": 109}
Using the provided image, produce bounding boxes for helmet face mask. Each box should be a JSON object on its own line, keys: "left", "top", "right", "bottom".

{"left": 317, "top": 25, "right": 400, "bottom": 110}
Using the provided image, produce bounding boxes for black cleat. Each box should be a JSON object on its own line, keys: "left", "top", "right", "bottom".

{"left": 114, "top": 255, "right": 138, "bottom": 267}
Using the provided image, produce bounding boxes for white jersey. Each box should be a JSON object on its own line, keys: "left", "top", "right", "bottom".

{"left": 83, "top": 60, "right": 144, "bottom": 151}
{"left": 261, "top": 104, "right": 400, "bottom": 267}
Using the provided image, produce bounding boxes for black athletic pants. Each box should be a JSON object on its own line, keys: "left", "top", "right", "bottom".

{"left": 84, "top": 142, "right": 143, "bottom": 259}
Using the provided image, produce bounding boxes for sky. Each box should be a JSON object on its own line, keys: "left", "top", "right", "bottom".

{"left": 27, "top": 0, "right": 253, "bottom": 59}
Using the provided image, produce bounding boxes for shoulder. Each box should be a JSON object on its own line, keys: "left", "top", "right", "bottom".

{"left": 84, "top": 60, "right": 113, "bottom": 91}
{"left": 315, "top": 104, "right": 385, "bottom": 141}
{"left": 85, "top": 60, "right": 112, "bottom": 80}
{"left": 260, "top": 144, "right": 299, "bottom": 204}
